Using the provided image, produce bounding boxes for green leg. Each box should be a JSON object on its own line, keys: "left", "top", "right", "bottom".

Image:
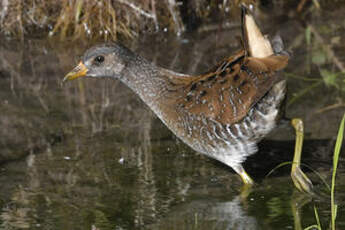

{"left": 291, "top": 118, "right": 314, "bottom": 194}
{"left": 233, "top": 165, "right": 254, "bottom": 200}
{"left": 234, "top": 165, "right": 254, "bottom": 185}
{"left": 290, "top": 191, "right": 313, "bottom": 230}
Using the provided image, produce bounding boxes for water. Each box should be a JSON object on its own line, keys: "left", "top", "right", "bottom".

{"left": 1, "top": 2, "right": 345, "bottom": 230}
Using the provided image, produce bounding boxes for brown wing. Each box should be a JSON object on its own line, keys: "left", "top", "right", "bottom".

{"left": 172, "top": 50, "right": 288, "bottom": 124}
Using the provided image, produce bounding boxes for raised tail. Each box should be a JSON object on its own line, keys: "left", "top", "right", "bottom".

{"left": 241, "top": 5, "right": 274, "bottom": 58}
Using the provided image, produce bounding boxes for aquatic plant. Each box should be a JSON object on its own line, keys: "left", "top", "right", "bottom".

{"left": 304, "top": 113, "right": 345, "bottom": 230}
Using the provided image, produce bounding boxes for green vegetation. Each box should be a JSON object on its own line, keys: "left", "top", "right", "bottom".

{"left": 330, "top": 113, "right": 345, "bottom": 230}
{"left": 304, "top": 113, "right": 345, "bottom": 230}
{"left": 287, "top": 23, "right": 345, "bottom": 108}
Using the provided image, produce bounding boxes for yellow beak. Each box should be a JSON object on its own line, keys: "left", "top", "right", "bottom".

{"left": 63, "top": 61, "right": 88, "bottom": 82}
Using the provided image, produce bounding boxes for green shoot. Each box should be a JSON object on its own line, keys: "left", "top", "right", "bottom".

{"left": 331, "top": 113, "right": 345, "bottom": 230}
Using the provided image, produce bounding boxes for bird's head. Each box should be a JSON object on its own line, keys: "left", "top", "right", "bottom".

{"left": 63, "top": 43, "right": 134, "bottom": 82}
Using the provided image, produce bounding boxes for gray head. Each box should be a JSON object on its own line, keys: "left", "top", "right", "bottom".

{"left": 64, "top": 43, "right": 136, "bottom": 81}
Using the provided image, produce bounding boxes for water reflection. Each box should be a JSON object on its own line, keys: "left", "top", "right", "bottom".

{"left": 1, "top": 1, "right": 345, "bottom": 230}
{"left": 150, "top": 196, "right": 258, "bottom": 230}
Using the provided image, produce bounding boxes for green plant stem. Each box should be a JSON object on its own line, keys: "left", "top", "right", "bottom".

{"left": 314, "top": 206, "right": 322, "bottom": 230}
{"left": 304, "top": 225, "right": 319, "bottom": 230}
{"left": 285, "top": 72, "right": 320, "bottom": 82}
{"left": 331, "top": 113, "right": 345, "bottom": 230}
{"left": 287, "top": 81, "right": 322, "bottom": 107}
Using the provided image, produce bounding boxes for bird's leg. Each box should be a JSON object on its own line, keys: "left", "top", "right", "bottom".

{"left": 291, "top": 118, "right": 314, "bottom": 194}
{"left": 232, "top": 165, "right": 254, "bottom": 200}
{"left": 233, "top": 165, "right": 254, "bottom": 185}
{"left": 290, "top": 190, "right": 313, "bottom": 230}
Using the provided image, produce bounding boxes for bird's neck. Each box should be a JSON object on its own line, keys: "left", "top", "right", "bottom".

{"left": 119, "top": 54, "right": 168, "bottom": 108}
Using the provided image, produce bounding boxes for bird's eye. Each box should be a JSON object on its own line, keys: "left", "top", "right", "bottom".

{"left": 94, "top": 55, "right": 105, "bottom": 64}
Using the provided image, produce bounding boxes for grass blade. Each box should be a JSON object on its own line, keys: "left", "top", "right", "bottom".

{"left": 314, "top": 206, "right": 322, "bottom": 230}
{"left": 304, "top": 225, "right": 319, "bottom": 230}
{"left": 266, "top": 161, "right": 330, "bottom": 191}
{"left": 331, "top": 113, "right": 345, "bottom": 230}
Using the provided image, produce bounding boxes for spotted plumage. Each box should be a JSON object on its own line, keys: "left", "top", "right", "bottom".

{"left": 63, "top": 6, "right": 294, "bottom": 186}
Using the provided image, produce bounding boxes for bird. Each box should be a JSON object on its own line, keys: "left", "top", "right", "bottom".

{"left": 63, "top": 6, "right": 313, "bottom": 194}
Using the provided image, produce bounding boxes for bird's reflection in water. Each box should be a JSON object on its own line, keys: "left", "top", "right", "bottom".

{"left": 148, "top": 195, "right": 258, "bottom": 230}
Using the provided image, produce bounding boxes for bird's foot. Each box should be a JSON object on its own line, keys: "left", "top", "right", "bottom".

{"left": 291, "top": 165, "right": 314, "bottom": 195}
{"left": 239, "top": 169, "right": 254, "bottom": 185}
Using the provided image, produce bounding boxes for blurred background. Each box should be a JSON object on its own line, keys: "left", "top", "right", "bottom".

{"left": 0, "top": 0, "right": 345, "bottom": 229}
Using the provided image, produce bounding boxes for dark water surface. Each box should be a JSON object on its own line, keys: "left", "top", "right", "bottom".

{"left": 1, "top": 2, "right": 345, "bottom": 230}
